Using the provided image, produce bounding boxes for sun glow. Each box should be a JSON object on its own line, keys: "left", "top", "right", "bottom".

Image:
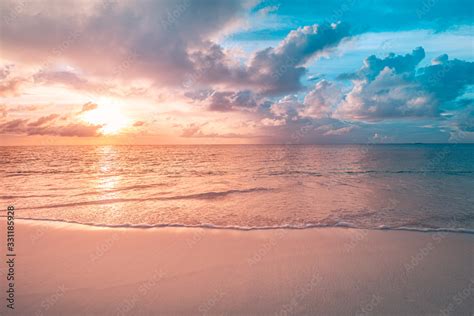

{"left": 81, "top": 103, "right": 131, "bottom": 135}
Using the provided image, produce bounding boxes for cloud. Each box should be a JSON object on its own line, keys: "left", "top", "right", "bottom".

{"left": 416, "top": 55, "right": 474, "bottom": 104}
{"left": 33, "top": 69, "right": 150, "bottom": 98}
{"left": 321, "top": 125, "right": 356, "bottom": 136}
{"left": 457, "top": 108, "right": 474, "bottom": 132}
{"left": 184, "top": 22, "right": 351, "bottom": 95}
{"left": 264, "top": 84, "right": 341, "bottom": 122}
{"left": 0, "top": 64, "right": 14, "bottom": 80}
{"left": 242, "top": 22, "right": 350, "bottom": 94}
{"left": 0, "top": 106, "right": 6, "bottom": 118}
{"left": 0, "top": 119, "right": 28, "bottom": 133}
{"left": 0, "top": 0, "right": 352, "bottom": 98}
{"left": 199, "top": 90, "right": 260, "bottom": 112}
{"left": 133, "top": 121, "right": 146, "bottom": 127}
{"left": 269, "top": 94, "right": 302, "bottom": 120}
{"left": 261, "top": 117, "right": 286, "bottom": 126}
{"left": 338, "top": 67, "right": 438, "bottom": 119}
{"left": 336, "top": 48, "right": 473, "bottom": 120}
{"left": 1, "top": 0, "right": 471, "bottom": 144}
{"left": 447, "top": 106, "right": 474, "bottom": 137}
{"left": 27, "top": 114, "right": 59, "bottom": 127}
{"left": 253, "top": 91, "right": 363, "bottom": 143}
{"left": 0, "top": 115, "right": 102, "bottom": 137}
{"left": 337, "top": 47, "right": 426, "bottom": 81}
{"left": 257, "top": 5, "right": 279, "bottom": 15}
{"left": 301, "top": 80, "right": 340, "bottom": 119}
{"left": 258, "top": 115, "right": 362, "bottom": 143}
{"left": 45, "top": 123, "right": 103, "bottom": 137}
{"left": 0, "top": 0, "right": 251, "bottom": 86}
{"left": 180, "top": 123, "right": 204, "bottom": 137}
{"left": 78, "top": 102, "right": 98, "bottom": 114}
{"left": 34, "top": 70, "right": 93, "bottom": 91}
{"left": 180, "top": 123, "right": 255, "bottom": 138}
{"left": 0, "top": 77, "right": 29, "bottom": 97}
{"left": 0, "top": 64, "right": 30, "bottom": 96}
{"left": 253, "top": 47, "right": 473, "bottom": 142}
{"left": 0, "top": 104, "right": 41, "bottom": 117}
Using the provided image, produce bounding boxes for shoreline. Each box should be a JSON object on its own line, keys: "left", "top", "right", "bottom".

{"left": 1, "top": 219, "right": 473, "bottom": 315}
{"left": 2, "top": 216, "right": 474, "bottom": 235}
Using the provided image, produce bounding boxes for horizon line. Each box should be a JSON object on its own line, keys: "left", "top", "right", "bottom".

{"left": 2, "top": 143, "right": 474, "bottom": 147}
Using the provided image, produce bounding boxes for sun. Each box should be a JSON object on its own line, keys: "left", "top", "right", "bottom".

{"left": 81, "top": 103, "right": 131, "bottom": 135}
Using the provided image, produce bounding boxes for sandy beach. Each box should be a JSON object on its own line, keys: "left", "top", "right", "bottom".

{"left": 1, "top": 219, "right": 472, "bottom": 315}
{"left": 2, "top": 0, "right": 474, "bottom": 314}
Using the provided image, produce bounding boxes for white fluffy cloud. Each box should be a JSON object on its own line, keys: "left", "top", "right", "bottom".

{"left": 336, "top": 48, "right": 473, "bottom": 120}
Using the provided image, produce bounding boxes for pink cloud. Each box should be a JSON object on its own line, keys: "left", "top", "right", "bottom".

{"left": 0, "top": 116, "right": 102, "bottom": 137}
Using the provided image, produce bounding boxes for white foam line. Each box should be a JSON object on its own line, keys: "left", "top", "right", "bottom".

{"left": 1, "top": 216, "right": 473, "bottom": 234}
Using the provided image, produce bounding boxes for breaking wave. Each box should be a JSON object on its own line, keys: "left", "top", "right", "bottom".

{"left": 3, "top": 216, "right": 474, "bottom": 234}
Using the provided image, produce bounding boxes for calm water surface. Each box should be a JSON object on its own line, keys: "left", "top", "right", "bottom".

{"left": 1, "top": 145, "right": 473, "bottom": 232}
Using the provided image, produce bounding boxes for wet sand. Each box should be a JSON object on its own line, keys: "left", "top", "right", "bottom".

{"left": 1, "top": 219, "right": 473, "bottom": 315}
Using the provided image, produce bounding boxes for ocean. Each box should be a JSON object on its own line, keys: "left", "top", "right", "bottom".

{"left": 1, "top": 144, "right": 473, "bottom": 232}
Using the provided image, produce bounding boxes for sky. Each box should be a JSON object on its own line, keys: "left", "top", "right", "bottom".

{"left": 0, "top": 0, "right": 473, "bottom": 145}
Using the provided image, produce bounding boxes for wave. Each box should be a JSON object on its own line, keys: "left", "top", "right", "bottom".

{"left": 4, "top": 170, "right": 473, "bottom": 180}
{"left": 16, "top": 187, "right": 273, "bottom": 210}
{"left": 2, "top": 216, "right": 473, "bottom": 234}
{"left": 263, "top": 170, "right": 474, "bottom": 177}
{"left": 4, "top": 170, "right": 79, "bottom": 176}
{"left": 268, "top": 171, "right": 322, "bottom": 176}
{"left": 0, "top": 194, "right": 60, "bottom": 200}
{"left": 73, "top": 183, "right": 169, "bottom": 196}
{"left": 333, "top": 170, "right": 474, "bottom": 175}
